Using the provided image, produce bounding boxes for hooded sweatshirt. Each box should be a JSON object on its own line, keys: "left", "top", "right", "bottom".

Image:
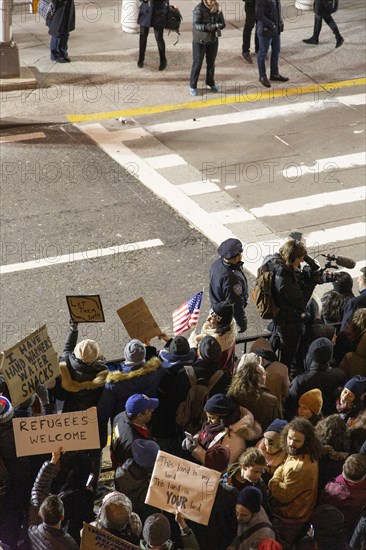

{"left": 286, "top": 337, "right": 345, "bottom": 417}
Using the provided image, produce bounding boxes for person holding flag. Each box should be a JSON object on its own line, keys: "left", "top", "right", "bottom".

{"left": 172, "top": 290, "right": 204, "bottom": 336}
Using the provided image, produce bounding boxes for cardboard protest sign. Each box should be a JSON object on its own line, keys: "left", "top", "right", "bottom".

{"left": 145, "top": 451, "right": 220, "bottom": 525}
{"left": 117, "top": 297, "right": 161, "bottom": 342}
{"left": 67, "top": 295, "right": 105, "bottom": 323}
{"left": 80, "top": 522, "right": 139, "bottom": 550}
{"left": 12, "top": 407, "right": 100, "bottom": 457}
{"left": 0, "top": 325, "right": 60, "bottom": 407}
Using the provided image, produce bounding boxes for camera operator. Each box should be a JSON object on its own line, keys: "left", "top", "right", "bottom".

{"left": 269, "top": 239, "right": 331, "bottom": 376}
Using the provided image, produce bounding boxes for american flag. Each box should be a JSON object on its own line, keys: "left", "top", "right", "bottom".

{"left": 172, "top": 291, "right": 203, "bottom": 336}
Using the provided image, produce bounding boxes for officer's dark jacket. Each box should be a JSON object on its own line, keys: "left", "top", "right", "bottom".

{"left": 209, "top": 258, "right": 248, "bottom": 328}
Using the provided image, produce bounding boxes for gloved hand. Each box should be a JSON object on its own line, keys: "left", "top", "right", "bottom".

{"left": 215, "top": 22, "right": 224, "bottom": 30}
{"left": 182, "top": 436, "right": 197, "bottom": 453}
{"left": 205, "top": 23, "right": 217, "bottom": 31}
{"left": 69, "top": 318, "right": 78, "bottom": 332}
{"left": 238, "top": 316, "right": 248, "bottom": 333}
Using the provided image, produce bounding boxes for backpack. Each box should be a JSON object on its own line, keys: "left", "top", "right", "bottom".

{"left": 252, "top": 263, "right": 280, "bottom": 320}
{"left": 176, "top": 365, "right": 224, "bottom": 435}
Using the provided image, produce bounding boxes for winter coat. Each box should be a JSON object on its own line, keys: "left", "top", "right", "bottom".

{"left": 340, "top": 329, "right": 366, "bottom": 380}
{"left": 228, "top": 387, "right": 283, "bottom": 433}
{"left": 115, "top": 458, "right": 157, "bottom": 522}
{"left": 350, "top": 515, "right": 366, "bottom": 550}
{"left": 341, "top": 289, "right": 366, "bottom": 331}
{"left": 271, "top": 257, "right": 318, "bottom": 325}
{"left": 209, "top": 258, "right": 248, "bottom": 329}
{"left": 47, "top": 0, "right": 75, "bottom": 35}
{"left": 313, "top": 0, "right": 338, "bottom": 17}
{"left": 250, "top": 337, "right": 290, "bottom": 409}
{"left": 28, "top": 461, "right": 78, "bottom": 550}
{"left": 232, "top": 506, "right": 275, "bottom": 550}
{"left": 190, "top": 480, "right": 238, "bottom": 550}
{"left": 256, "top": 0, "right": 283, "bottom": 38}
{"left": 97, "top": 356, "right": 163, "bottom": 446}
{"left": 138, "top": 0, "right": 168, "bottom": 28}
{"left": 111, "top": 410, "right": 153, "bottom": 467}
{"left": 286, "top": 364, "right": 345, "bottom": 418}
{"left": 192, "top": 406, "right": 262, "bottom": 465}
{"left": 318, "top": 444, "right": 348, "bottom": 493}
{"left": 192, "top": 1, "right": 226, "bottom": 45}
{"left": 268, "top": 453, "right": 319, "bottom": 523}
{"left": 189, "top": 320, "right": 237, "bottom": 374}
{"left": 319, "top": 474, "right": 366, "bottom": 539}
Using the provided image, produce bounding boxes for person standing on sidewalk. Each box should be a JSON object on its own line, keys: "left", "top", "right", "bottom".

{"left": 303, "top": 0, "right": 344, "bottom": 48}
{"left": 189, "top": 0, "right": 225, "bottom": 96}
{"left": 137, "top": 0, "right": 168, "bottom": 70}
{"left": 241, "top": 0, "right": 259, "bottom": 64}
{"left": 255, "top": 0, "right": 288, "bottom": 88}
{"left": 47, "top": 0, "right": 75, "bottom": 62}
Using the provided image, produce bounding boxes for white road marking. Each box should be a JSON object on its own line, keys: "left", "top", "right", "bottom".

{"left": 0, "top": 239, "right": 164, "bottom": 275}
{"left": 177, "top": 181, "right": 220, "bottom": 195}
{"left": 305, "top": 223, "right": 366, "bottom": 246}
{"left": 251, "top": 186, "right": 366, "bottom": 217}
{"left": 145, "top": 154, "right": 187, "bottom": 169}
{"left": 212, "top": 208, "right": 256, "bottom": 223}
{"left": 144, "top": 94, "right": 366, "bottom": 134}
{"left": 283, "top": 153, "right": 366, "bottom": 178}
{"left": 0, "top": 132, "right": 46, "bottom": 143}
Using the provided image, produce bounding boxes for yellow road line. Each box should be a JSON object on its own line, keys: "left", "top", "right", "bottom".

{"left": 67, "top": 77, "right": 366, "bottom": 123}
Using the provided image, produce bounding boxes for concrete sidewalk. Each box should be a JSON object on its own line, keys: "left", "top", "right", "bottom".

{"left": 1, "top": 0, "right": 365, "bottom": 122}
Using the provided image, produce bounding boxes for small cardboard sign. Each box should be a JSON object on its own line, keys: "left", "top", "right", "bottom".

{"left": 116, "top": 297, "right": 161, "bottom": 342}
{"left": 145, "top": 451, "right": 220, "bottom": 526}
{"left": 66, "top": 295, "right": 105, "bottom": 323}
{"left": 12, "top": 407, "right": 100, "bottom": 457}
{"left": 0, "top": 325, "right": 60, "bottom": 407}
{"left": 80, "top": 522, "right": 139, "bottom": 550}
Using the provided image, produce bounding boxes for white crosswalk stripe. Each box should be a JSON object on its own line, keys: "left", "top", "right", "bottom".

{"left": 78, "top": 90, "right": 366, "bottom": 279}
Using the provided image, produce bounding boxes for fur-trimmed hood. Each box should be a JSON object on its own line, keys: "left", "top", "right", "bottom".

{"left": 232, "top": 406, "right": 262, "bottom": 441}
{"left": 106, "top": 356, "right": 162, "bottom": 384}
{"left": 60, "top": 362, "right": 108, "bottom": 392}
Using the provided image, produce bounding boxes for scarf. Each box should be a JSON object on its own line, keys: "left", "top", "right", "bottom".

{"left": 256, "top": 438, "right": 287, "bottom": 475}
{"left": 198, "top": 420, "right": 224, "bottom": 449}
{"left": 203, "top": 0, "right": 219, "bottom": 14}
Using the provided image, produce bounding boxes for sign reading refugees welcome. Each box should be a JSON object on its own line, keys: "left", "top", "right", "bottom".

{"left": 117, "top": 297, "right": 161, "bottom": 342}
{"left": 67, "top": 294, "right": 105, "bottom": 323}
{"left": 80, "top": 522, "right": 139, "bottom": 550}
{"left": 145, "top": 451, "right": 220, "bottom": 525}
{"left": 12, "top": 407, "right": 100, "bottom": 457}
{"left": 0, "top": 325, "right": 60, "bottom": 407}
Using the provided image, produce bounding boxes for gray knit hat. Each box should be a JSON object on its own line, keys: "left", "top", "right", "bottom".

{"left": 143, "top": 513, "right": 171, "bottom": 546}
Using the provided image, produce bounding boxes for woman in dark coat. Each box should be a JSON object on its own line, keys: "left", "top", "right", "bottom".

{"left": 303, "top": 0, "right": 344, "bottom": 48}
{"left": 137, "top": 0, "right": 168, "bottom": 70}
{"left": 189, "top": 0, "right": 225, "bottom": 96}
{"left": 47, "top": 0, "right": 75, "bottom": 62}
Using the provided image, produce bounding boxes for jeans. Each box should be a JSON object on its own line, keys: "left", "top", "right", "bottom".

{"left": 242, "top": 1, "right": 259, "bottom": 53}
{"left": 190, "top": 40, "right": 218, "bottom": 89}
{"left": 257, "top": 32, "right": 281, "bottom": 78}
{"left": 50, "top": 32, "right": 69, "bottom": 60}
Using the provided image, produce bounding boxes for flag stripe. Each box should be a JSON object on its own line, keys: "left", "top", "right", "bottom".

{"left": 172, "top": 291, "right": 203, "bottom": 336}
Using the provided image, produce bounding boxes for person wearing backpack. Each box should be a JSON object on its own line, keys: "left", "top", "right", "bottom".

{"left": 268, "top": 239, "right": 330, "bottom": 376}
{"left": 302, "top": 0, "right": 344, "bottom": 48}
{"left": 170, "top": 336, "right": 231, "bottom": 439}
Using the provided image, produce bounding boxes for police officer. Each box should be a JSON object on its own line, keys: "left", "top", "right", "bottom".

{"left": 209, "top": 238, "right": 248, "bottom": 332}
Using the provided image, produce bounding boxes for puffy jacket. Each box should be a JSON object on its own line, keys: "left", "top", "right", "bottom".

{"left": 28, "top": 461, "right": 78, "bottom": 550}
{"left": 192, "top": 407, "right": 262, "bottom": 465}
{"left": 192, "top": 1, "right": 225, "bottom": 44}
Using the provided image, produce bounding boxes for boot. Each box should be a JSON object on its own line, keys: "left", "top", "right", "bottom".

{"left": 158, "top": 41, "right": 167, "bottom": 71}
{"left": 138, "top": 33, "right": 147, "bottom": 68}
{"left": 328, "top": 18, "right": 344, "bottom": 48}
{"left": 303, "top": 17, "right": 322, "bottom": 44}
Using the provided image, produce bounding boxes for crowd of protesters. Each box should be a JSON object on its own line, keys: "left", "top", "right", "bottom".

{"left": 0, "top": 237, "right": 365, "bottom": 550}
